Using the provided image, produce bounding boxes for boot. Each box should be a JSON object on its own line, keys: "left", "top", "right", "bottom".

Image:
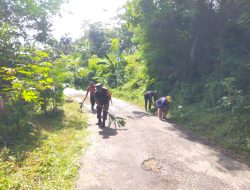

{"left": 96, "top": 119, "right": 101, "bottom": 125}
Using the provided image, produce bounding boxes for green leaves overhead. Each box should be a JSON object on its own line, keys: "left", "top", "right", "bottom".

{"left": 0, "top": 0, "right": 65, "bottom": 44}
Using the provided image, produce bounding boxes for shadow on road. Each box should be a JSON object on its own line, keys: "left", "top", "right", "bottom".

{"left": 164, "top": 123, "right": 250, "bottom": 170}
{"left": 132, "top": 110, "right": 152, "bottom": 118}
{"left": 99, "top": 127, "right": 118, "bottom": 139}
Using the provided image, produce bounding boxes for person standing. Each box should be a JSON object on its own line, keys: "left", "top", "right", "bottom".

{"left": 94, "top": 83, "right": 111, "bottom": 127}
{"left": 82, "top": 81, "right": 96, "bottom": 110}
{"left": 144, "top": 91, "right": 157, "bottom": 111}
{"left": 155, "top": 96, "right": 172, "bottom": 120}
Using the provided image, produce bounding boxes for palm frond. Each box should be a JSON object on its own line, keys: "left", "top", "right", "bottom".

{"left": 108, "top": 112, "right": 126, "bottom": 128}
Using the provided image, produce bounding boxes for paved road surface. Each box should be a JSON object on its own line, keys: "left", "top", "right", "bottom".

{"left": 64, "top": 88, "right": 250, "bottom": 190}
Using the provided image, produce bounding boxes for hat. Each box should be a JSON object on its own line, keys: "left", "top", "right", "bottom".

{"left": 95, "top": 83, "right": 102, "bottom": 87}
{"left": 166, "top": 96, "right": 172, "bottom": 103}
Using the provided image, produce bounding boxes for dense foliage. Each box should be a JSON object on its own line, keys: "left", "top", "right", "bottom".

{"left": 0, "top": 2, "right": 89, "bottom": 188}
{"left": 122, "top": 0, "right": 250, "bottom": 156}
{"left": 1, "top": 0, "right": 249, "bottom": 161}
{"left": 71, "top": 0, "right": 250, "bottom": 156}
{"left": 0, "top": 0, "right": 71, "bottom": 143}
{"left": 72, "top": 22, "right": 149, "bottom": 91}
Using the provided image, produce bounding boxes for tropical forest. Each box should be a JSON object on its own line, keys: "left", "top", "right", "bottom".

{"left": 0, "top": 0, "right": 250, "bottom": 189}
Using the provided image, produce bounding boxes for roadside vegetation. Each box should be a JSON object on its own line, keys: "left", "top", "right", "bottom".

{"left": 0, "top": 1, "right": 88, "bottom": 189}
{"left": 0, "top": 102, "right": 88, "bottom": 189}
{"left": 69, "top": 1, "right": 250, "bottom": 158}
{"left": 1, "top": 0, "right": 250, "bottom": 186}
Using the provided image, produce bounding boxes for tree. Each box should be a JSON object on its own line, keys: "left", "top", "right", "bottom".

{"left": 123, "top": 0, "right": 250, "bottom": 95}
{"left": 0, "top": 0, "right": 66, "bottom": 135}
{"left": 0, "top": 0, "right": 65, "bottom": 44}
{"left": 80, "top": 23, "right": 127, "bottom": 87}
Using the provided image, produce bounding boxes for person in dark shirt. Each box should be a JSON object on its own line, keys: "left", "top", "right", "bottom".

{"left": 144, "top": 91, "right": 157, "bottom": 111}
{"left": 155, "top": 96, "right": 172, "bottom": 120}
{"left": 94, "top": 83, "right": 111, "bottom": 127}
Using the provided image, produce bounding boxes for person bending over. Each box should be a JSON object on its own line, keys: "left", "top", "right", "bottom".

{"left": 155, "top": 96, "right": 172, "bottom": 120}
{"left": 144, "top": 91, "right": 157, "bottom": 111}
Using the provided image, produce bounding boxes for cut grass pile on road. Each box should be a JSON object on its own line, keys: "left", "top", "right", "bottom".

{"left": 0, "top": 102, "right": 88, "bottom": 190}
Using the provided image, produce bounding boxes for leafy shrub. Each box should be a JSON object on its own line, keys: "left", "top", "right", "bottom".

{"left": 0, "top": 49, "right": 67, "bottom": 139}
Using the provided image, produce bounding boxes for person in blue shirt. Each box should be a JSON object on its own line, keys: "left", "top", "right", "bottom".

{"left": 155, "top": 96, "right": 172, "bottom": 120}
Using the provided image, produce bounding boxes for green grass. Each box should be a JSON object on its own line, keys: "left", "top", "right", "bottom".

{"left": 0, "top": 102, "right": 88, "bottom": 190}
{"left": 171, "top": 104, "right": 250, "bottom": 160}
{"left": 111, "top": 89, "right": 250, "bottom": 161}
{"left": 111, "top": 88, "right": 172, "bottom": 117}
{"left": 111, "top": 88, "right": 145, "bottom": 108}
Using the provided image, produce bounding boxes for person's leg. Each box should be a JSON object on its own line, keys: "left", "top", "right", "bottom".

{"left": 96, "top": 105, "right": 102, "bottom": 125}
{"left": 162, "top": 107, "right": 167, "bottom": 120}
{"left": 90, "top": 95, "right": 95, "bottom": 110}
{"left": 158, "top": 108, "right": 162, "bottom": 119}
{"left": 102, "top": 104, "right": 109, "bottom": 127}
{"left": 144, "top": 95, "right": 148, "bottom": 111}
{"left": 149, "top": 97, "right": 152, "bottom": 111}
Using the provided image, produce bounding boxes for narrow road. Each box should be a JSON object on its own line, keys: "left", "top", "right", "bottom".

{"left": 64, "top": 88, "right": 250, "bottom": 190}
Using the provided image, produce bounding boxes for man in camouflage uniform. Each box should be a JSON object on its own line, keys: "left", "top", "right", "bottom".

{"left": 94, "top": 83, "right": 111, "bottom": 127}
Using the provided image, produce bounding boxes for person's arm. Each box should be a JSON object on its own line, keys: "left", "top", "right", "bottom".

{"left": 94, "top": 92, "right": 101, "bottom": 106}
{"left": 153, "top": 94, "right": 157, "bottom": 103}
{"left": 107, "top": 90, "right": 112, "bottom": 104}
{"left": 85, "top": 86, "right": 90, "bottom": 97}
{"left": 155, "top": 98, "right": 160, "bottom": 108}
{"left": 82, "top": 86, "right": 90, "bottom": 102}
{"left": 162, "top": 98, "right": 167, "bottom": 108}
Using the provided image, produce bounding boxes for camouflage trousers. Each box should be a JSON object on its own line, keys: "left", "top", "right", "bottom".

{"left": 96, "top": 104, "right": 109, "bottom": 121}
